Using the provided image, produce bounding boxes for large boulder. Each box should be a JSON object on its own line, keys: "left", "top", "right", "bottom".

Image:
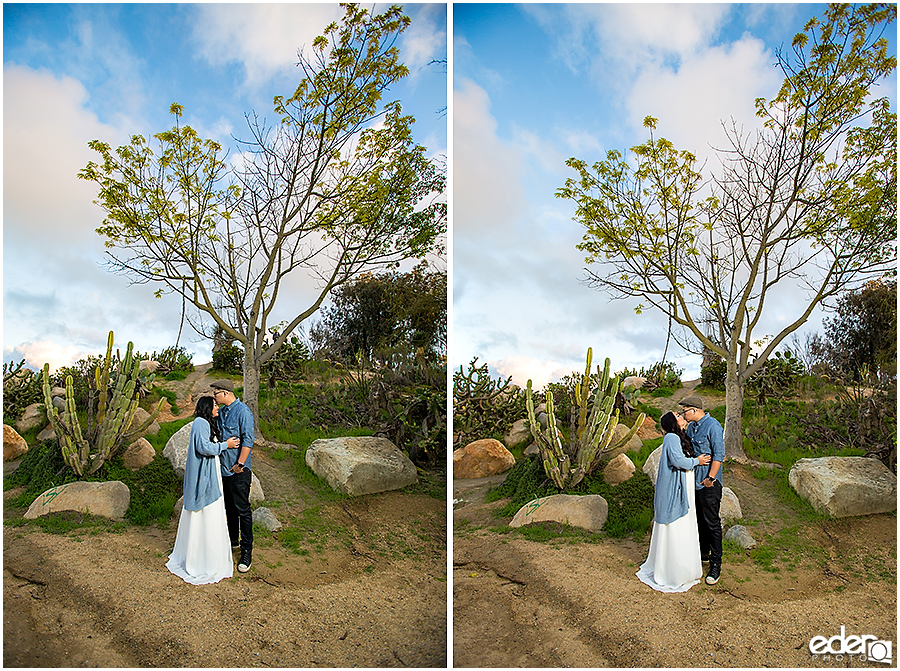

{"left": 642, "top": 445, "right": 663, "bottom": 487}
{"left": 163, "top": 422, "right": 193, "bottom": 477}
{"left": 603, "top": 453, "right": 635, "bottom": 486}
{"left": 25, "top": 481, "right": 130, "bottom": 520}
{"left": 510, "top": 494, "right": 608, "bottom": 532}
{"left": 453, "top": 439, "right": 515, "bottom": 479}
{"left": 15, "top": 403, "right": 46, "bottom": 434}
{"left": 163, "top": 423, "right": 264, "bottom": 500}
{"left": 305, "top": 436, "right": 417, "bottom": 496}
{"left": 503, "top": 419, "right": 532, "bottom": 449}
{"left": 4, "top": 425, "right": 28, "bottom": 461}
{"left": 636, "top": 416, "right": 662, "bottom": 441}
{"left": 789, "top": 457, "right": 897, "bottom": 518}
{"left": 122, "top": 437, "right": 156, "bottom": 471}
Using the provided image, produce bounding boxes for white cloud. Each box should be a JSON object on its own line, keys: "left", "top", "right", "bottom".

{"left": 2, "top": 65, "right": 120, "bottom": 248}
{"left": 5, "top": 340, "right": 98, "bottom": 374}
{"left": 402, "top": 4, "right": 446, "bottom": 80}
{"left": 190, "top": 4, "right": 343, "bottom": 89}
{"left": 452, "top": 78, "right": 526, "bottom": 237}
{"left": 626, "top": 35, "right": 781, "bottom": 165}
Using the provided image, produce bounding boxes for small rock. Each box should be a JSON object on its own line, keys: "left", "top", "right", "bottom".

{"left": 724, "top": 524, "right": 757, "bottom": 549}
{"left": 503, "top": 419, "right": 532, "bottom": 449}
{"left": 252, "top": 507, "right": 282, "bottom": 532}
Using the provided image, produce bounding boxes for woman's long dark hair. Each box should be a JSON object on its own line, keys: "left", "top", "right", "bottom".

{"left": 194, "top": 396, "right": 222, "bottom": 441}
{"left": 660, "top": 411, "right": 694, "bottom": 458}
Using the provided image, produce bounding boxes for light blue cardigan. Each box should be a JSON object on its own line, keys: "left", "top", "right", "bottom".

{"left": 654, "top": 432, "right": 701, "bottom": 524}
{"left": 182, "top": 417, "right": 229, "bottom": 511}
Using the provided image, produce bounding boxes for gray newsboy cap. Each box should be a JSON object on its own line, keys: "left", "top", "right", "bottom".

{"left": 210, "top": 379, "right": 235, "bottom": 393}
{"left": 678, "top": 395, "right": 704, "bottom": 410}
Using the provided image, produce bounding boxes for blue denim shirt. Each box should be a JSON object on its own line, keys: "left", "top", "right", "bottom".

{"left": 654, "top": 433, "right": 700, "bottom": 524}
{"left": 216, "top": 398, "right": 255, "bottom": 477}
{"left": 686, "top": 412, "right": 724, "bottom": 489}
{"left": 183, "top": 417, "right": 229, "bottom": 511}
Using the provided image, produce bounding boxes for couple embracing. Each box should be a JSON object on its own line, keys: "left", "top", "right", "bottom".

{"left": 637, "top": 395, "right": 724, "bottom": 592}
{"left": 166, "top": 380, "right": 255, "bottom": 585}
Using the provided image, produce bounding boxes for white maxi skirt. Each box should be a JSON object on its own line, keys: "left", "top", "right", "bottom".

{"left": 166, "top": 455, "right": 233, "bottom": 585}
{"left": 636, "top": 470, "right": 702, "bottom": 593}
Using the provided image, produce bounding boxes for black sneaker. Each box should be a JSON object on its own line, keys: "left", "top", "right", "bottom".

{"left": 238, "top": 551, "right": 252, "bottom": 573}
{"left": 705, "top": 564, "right": 721, "bottom": 585}
{"left": 231, "top": 542, "right": 240, "bottom": 550}
{"left": 701, "top": 554, "right": 710, "bottom": 563}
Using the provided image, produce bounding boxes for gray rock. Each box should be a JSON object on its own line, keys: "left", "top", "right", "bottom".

{"left": 789, "top": 456, "right": 897, "bottom": 518}
{"left": 252, "top": 507, "right": 282, "bottom": 531}
{"left": 52, "top": 396, "right": 66, "bottom": 412}
{"left": 720, "top": 486, "right": 742, "bottom": 523}
{"left": 606, "top": 423, "right": 642, "bottom": 459}
{"left": 25, "top": 481, "right": 130, "bottom": 520}
{"left": 724, "top": 524, "right": 757, "bottom": 549}
{"left": 163, "top": 422, "right": 193, "bottom": 477}
{"left": 503, "top": 418, "right": 532, "bottom": 449}
{"left": 510, "top": 494, "right": 608, "bottom": 532}
{"left": 37, "top": 425, "right": 56, "bottom": 443}
{"left": 15, "top": 403, "right": 46, "bottom": 434}
{"left": 643, "top": 445, "right": 663, "bottom": 487}
{"left": 128, "top": 407, "right": 160, "bottom": 437}
{"left": 249, "top": 472, "right": 264, "bottom": 503}
{"left": 306, "top": 436, "right": 417, "bottom": 496}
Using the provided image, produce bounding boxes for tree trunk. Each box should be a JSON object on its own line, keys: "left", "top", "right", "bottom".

{"left": 723, "top": 361, "right": 746, "bottom": 460}
{"left": 242, "top": 348, "right": 262, "bottom": 437}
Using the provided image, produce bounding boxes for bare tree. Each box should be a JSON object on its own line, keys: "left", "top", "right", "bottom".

{"left": 558, "top": 4, "right": 896, "bottom": 457}
{"left": 79, "top": 5, "right": 446, "bottom": 430}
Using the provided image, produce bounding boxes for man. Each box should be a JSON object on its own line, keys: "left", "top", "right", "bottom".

{"left": 210, "top": 379, "right": 254, "bottom": 573}
{"left": 678, "top": 395, "right": 724, "bottom": 585}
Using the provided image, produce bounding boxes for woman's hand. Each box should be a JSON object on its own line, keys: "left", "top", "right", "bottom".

{"left": 226, "top": 436, "right": 240, "bottom": 449}
{"left": 698, "top": 453, "right": 711, "bottom": 466}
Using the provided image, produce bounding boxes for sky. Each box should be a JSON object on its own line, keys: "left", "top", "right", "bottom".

{"left": 452, "top": 3, "right": 898, "bottom": 390}
{"left": 3, "top": 2, "right": 447, "bottom": 372}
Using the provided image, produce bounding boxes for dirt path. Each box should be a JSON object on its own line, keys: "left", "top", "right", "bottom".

{"left": 4, "top": 364, "right": 448, "bottom": 667}
{"left": 453, "top": 439, "right": 896, "bottom": 667}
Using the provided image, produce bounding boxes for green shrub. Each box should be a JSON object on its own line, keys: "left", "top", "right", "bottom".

{"left": 453, "top": 358, "right": 525, "bottom": 448}
{"left": 701, "top": 358, "right": 727, "bottom": 390}
{"left": 212, "top": 344, "right": 243, "bottom": 375}
{"left": 2, "top": 360, "right": 43, "bottom": 424}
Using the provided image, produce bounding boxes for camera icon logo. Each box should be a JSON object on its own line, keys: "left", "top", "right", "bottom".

{"left": 867, "top": 639, "right": 892, "bottom": 665}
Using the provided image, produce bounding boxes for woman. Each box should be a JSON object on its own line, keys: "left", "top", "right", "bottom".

{"left": 166, "top": 396, "right": 239, "bottom": 585}
{"left": 636, "top": 411, "right": 711, "bottom": 593}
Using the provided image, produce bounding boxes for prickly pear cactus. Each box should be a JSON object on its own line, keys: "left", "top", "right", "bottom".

{"left": 41, "top": 331, "right": 164, "bottom": 478}
{"left": 525, "top": 348, "right": 645, "bottom": 489}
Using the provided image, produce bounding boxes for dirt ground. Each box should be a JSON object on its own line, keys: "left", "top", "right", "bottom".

{"left": 4, "top": 366, "right": 448, "bottom": 668}
{"left": 452, "top": 383, "right": 897, "bottom": 668}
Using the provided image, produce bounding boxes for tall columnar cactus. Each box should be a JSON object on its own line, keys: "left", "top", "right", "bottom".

{"left": 526, "top": 348, "right": 646, "bottom": 489}
{"left": 41, "top": 331, "right": 164, "bottom": 478}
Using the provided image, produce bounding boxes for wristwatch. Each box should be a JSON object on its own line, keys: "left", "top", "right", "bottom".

{"left": 237, "top": 462, "right": 245, "bottom": 469}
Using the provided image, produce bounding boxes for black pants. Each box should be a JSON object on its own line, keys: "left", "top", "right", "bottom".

{"left": 696, "top": 480, "right": 723, "bottom": 565}
{"left": 223, "top": 468, "right": 253, "bottom": 553}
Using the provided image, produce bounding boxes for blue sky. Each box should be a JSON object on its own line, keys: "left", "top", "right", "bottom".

{"left": 3, "top": 2, "right": 447, "bottom": 371}
{"left": 452, "top": 3, "right": 897, "bottom": 389}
